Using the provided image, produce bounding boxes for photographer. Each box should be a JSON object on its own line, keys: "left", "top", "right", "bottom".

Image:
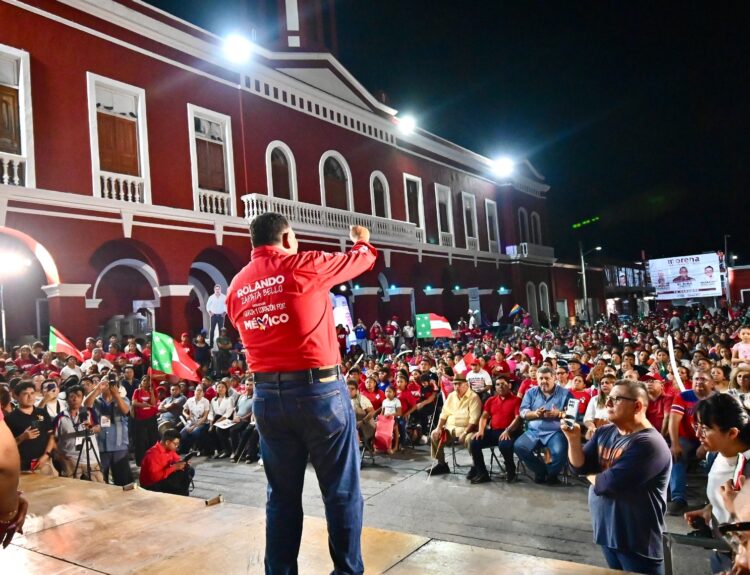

{"left": 54, "top": 385, "right": 103, "bottom": 482}
{"left": 139, "top": 428, "right": 194, "bottom": 496}
{"left": 85, "top": 375, "right": 132, "bottom": 485}
{"left": 5, "top": 381, "right": 57, "bottom": 475}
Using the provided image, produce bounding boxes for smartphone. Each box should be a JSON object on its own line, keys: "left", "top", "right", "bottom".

{"left": 182, "top": 452, "right": 197, "bottom": 463}
{"left": 733, "top": 454, "right": 746, "bottom": 490}
{"left": 564, "top": 398, "right": 581, "bottom": 419}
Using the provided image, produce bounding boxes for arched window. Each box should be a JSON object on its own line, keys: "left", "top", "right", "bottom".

{"left": 525, "top": 281, "right": 538, "bottom": 325}
{"left": 531, "top": 211, "right": 542, "bottom": 244}
{"left": 265, "top": 141, "right": 297, "bottom": 201}
{"left": 370, "top": 171, "right": 390, "bottom": 218}
{"left": 319, "top": 151, "right": 353, "bottom": 210}
{"left": 538, "top": 282, "right": 550, "bottom": 317}
{"left": 518, "top": 208, "right": 529, "bottom": 243}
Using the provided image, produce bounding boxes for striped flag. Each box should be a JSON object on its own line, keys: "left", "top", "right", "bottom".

{"left": 49, "top": 326, "right": 83, "bottom": 362}
{"left": 151, "top": 331, "right": 201, "bottom": 382}
{"left": 509, "top": 304, "right": 523, "bottom": 317}
{"left": 415, "top": 313, "right": 453, "bottom": 339}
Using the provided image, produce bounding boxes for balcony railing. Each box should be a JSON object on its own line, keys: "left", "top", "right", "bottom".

{"left": 489, "top": 239, "right": 499, "bottom": 253}
{"left": 0, "top": 152, "right": 26, "bottom": 186}
{"left": 198, "top": 189, "right": 232, "bottom": 216}
{"left": 439, "top": 231, "right": 454, "bottom": 247}
{"left": 505, "top": 242, "right": 555, "bottom": 260}
{"left": 242, "top": 193, "right": 422, "bottom": 244}
{"left": 99, "top": 171, "right": 144, "bottom": 203}
{"left": 466, "top": 237, "right": 479, "bottom": 251}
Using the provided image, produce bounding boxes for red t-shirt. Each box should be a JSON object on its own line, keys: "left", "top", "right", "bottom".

{"left": 488, "top": 359, "right": 510, "bottom": 375}
{"left": 483, "top": 394, "right": 521, "bottom": 430}
{"left": 139, "top": 442, "right": 180, "bottom": 487}
{"left": 337, "top": 329, "right": 349, "bottom": 349}
{"left": 671, "top": 390, "right": 700, "bottom": 440}
{"left": 227, "top": 242, "right": 376, "bottom": 372}
{"left": 569, "top": 389, "right": 590, "bottom": 415}
{"left": 362, "top": 389, "right": 384, "bottom": 411}
{"left": 646, "top": 392, "right": 673, "bottom": 431}
{"left": 132, "top": 388, "right": 158, "bottom": 420}
{"left": 396, "top": 388, "right": 418, "bottom": 416}
{"left": 517, "top": 379, "right": 538, "bottom": 397}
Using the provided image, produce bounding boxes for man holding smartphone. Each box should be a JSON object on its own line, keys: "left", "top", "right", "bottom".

{"left": 139, "top": 428, "right": 194, "bottom": 496}
{"left": 563, "top": 379, "right": 671, "bottom": 575}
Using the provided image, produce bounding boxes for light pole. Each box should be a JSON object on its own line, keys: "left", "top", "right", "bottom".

{"left": 724, "top": 234, "right": 732, "bottom": 305}
{"left": 578, "top": 242, "right": 602, "bottom": 325}
{"left": 0, "top": 251, "right": 32, "bottom": 350}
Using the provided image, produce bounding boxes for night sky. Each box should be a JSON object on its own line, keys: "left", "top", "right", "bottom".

{"left": 147, "top": 1, "right": 749, "bottom": 264}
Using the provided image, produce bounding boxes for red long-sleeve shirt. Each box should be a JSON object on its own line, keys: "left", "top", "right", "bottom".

{"left": 227, "top": 241, "right": 377, "bottom": 372}
{"left": 139, "top": 442, "right": 180, "bottom": 487}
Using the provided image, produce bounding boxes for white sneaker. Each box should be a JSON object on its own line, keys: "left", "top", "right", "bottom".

{"left": 259, "top": 459, "right": 264, "bottom": 467}
{"left": 419, "top": 436, "right": 428, "bottom": 445}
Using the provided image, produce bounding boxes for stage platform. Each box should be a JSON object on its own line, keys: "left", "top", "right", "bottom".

{"left": 7, "top": 475, "right": 625, "bottom": 574}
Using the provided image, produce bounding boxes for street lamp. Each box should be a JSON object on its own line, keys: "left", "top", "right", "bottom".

{"left": 579, "top": 243, "right": 601, "bottom": 325}
{"left": 0, "top": 251, "right": 32, "bottom": 349}
{"left": 397, "top": 114, "right": 416, "bottom": 135}
{"left": 492, "top": 156, "right": 514, "bottom": 178}
{"left": 222, "top": 34, "right": 254, "bottom": 64}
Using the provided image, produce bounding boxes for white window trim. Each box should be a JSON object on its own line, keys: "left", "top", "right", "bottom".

{"left": 434, "top": 183, "right": 454, "bottom": 238}
{"left": 86, "top": 72, "right": 151, "bottom": 203}
{"left": 531, "top": 211, "right": 542, "bottom": 244}
{"left": 539, "top": 282, "right": 550, "bottom": 315}
{"left": 265, "top": 140, "right": 298, "bottom": 202}
{"left": 369, "top": 170, "right": 391, "bottom": 218}
{"left": 187, "top": 103, "right": 237, "bottom": 215}
{"left": 319, "top": 150, "right": 353, "bottom": 211}
{"left": 403, "top": 173, "right": 425, "bottom": 230}
{"left": 485, "top": 198, "right": 501, "bottom": 253}
{"left": 517, "top": 207, "right": 529, "bottom": 243}
{"left": 0, "top": 43, "right": 36, "bottom": 187}
{"left": 461, "top": 191, "right": 479, "bottom": 244}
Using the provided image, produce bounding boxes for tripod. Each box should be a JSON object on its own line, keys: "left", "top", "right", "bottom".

{"left": 73, "top": 408, "right": 102, "bottom": 481}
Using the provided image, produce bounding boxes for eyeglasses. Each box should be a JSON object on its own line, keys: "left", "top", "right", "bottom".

{"left": 605, "top": 395, "right": 637, "bottom": 406}
{"left": 692, "top": 423, "right": 711, "bottom": 437}
{"left": 717, "top": 521, "right": 750, "bottom": 553}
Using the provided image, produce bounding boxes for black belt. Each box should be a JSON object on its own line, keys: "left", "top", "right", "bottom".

{"left": 254, "top": 366, "right": 341, "bottom": 384}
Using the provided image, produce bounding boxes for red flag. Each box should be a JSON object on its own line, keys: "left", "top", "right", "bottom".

{"left": 454, "top": 351, "right": 475, "bottom": 376}
{"left": 49, "top": 326, "right": 83, "bottom": 362}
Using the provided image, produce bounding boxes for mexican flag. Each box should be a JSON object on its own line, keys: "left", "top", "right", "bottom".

{"left": 151, "top": 331, "right": 200, "bottom": 382}
{"left": 416, "top": 313, "right": 453, "bottom": 339}
{"left": 49, "top": 326, "right": 83, "bottom": 362}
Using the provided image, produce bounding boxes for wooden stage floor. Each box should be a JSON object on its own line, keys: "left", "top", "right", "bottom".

{"left": 7, "top": 475, "right": 624, "bottom": 574}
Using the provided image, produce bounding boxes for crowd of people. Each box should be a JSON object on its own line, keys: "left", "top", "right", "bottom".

{"left": 2, "top": 302, "right": 750, "bottom": 573}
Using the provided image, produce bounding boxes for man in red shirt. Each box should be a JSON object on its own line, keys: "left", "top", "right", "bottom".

{"left": 226, "top": 213, "right": 376, "bottom": 575}
{"left": 644, "top": 375, "right": 672, "bottom": 437}
{"left": 139, "top": 429, "right": 193, "bottom": 496}
{"left": 131, "top": 376, "right": 159, "bottom": 466}
{"left": 469, "top": 377, "right": 522, "bottom": 483}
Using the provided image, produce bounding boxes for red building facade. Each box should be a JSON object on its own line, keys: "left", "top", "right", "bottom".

{"left": 0, "top": 0, "right": 559, "bottom": 346}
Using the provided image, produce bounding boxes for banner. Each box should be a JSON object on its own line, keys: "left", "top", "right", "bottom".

{"left": 648, "top": 253, "right": 722, "bottom": 300}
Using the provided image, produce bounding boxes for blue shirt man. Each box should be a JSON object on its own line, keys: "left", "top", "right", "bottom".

{"left": 514, "top": 366, "right": 574, "bottom": 484}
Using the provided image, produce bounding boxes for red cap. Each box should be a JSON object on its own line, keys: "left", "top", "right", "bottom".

{"left": 181, "top": 332, "right": 189, "bottom": 338}
{"left": 48, "top": 372, "right": 61, "bottom": 379}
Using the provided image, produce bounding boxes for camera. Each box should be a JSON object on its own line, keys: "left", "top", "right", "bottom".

{"left": 45, "top": 382, "right": 57, "bottom": 392}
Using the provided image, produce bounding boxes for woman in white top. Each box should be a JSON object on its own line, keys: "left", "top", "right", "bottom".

{"left": 180, "top": 385, "right": 210, "bottom": 454}
{"left": 686, "top": 394, "right": 750, "bottom": 574}
{"left": 583, "top": 375, "right": 614, "bottom": 440}
{"left": 208, "top": 381, "right": 234, "bottom": 458}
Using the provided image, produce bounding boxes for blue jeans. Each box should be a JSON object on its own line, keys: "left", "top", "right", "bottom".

{"left": 669, "top": 437, "right": 699, "bottom": 503}
{"left": 601, "top": 546, "right": 664, "bottom": 575}
{"left": 180, "top": 423, "right": 207, "bottom": 453}
{"left": 254, "top": 377, "right": 363, "bottom": 575}
{"left": 513, "top": 430, "right": 567, "bottom": 480}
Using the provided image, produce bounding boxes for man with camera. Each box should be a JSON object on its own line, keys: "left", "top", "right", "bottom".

{"left": 85, "top": 375, "right": 132, "bottom": 485}
{"left": 563, "top": 379, "right": 671, "bottom": 575}
{"left": 139, "top": 428, "right": 194, "bottom": 496}
{"left": 54, "top": 385, "right": 104, "bottom": 482}
{"left": 5, "top": 381, "right": 58, "bottom": 475}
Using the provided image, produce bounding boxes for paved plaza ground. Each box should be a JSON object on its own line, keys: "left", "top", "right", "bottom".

{"left": 183, "top": 445, "right": 712, "bottom": 574}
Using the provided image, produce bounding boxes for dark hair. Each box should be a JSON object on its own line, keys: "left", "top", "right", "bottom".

{"left": 696, "top": 394, "right": 750, "bottom": 444}
{"left": 14, "top": 381, "right": 35, "bottom": 395}
{"left": 66, "top": 385, "right": 84, "bottom": 396}
{"left": 251, "top": 212, "right": 289, "bottom": 247}
{"left": 162, "top": 428, "right": 181, "bottom": 442}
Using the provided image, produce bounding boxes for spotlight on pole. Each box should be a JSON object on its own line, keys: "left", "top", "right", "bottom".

{"left": 222, "top": 34, "right": 254, "bottom": 64}
{"left": 339, "top": 284, "right": 347, "bottom": 292}
{"left": 398, "top": 115, "right": 416, "bottom": 135}
{"left": 492, "top": 156, "right": 514, "bottom": 178}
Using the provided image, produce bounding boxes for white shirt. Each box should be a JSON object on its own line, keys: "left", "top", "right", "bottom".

{"left": 707, "top": 452, "right": 746, "bottom": 525}
{"left": 466, "top": 369, "right": 492, "bottom": 394}
{"left": 381, "top": 397, "right": 401, "bottom": 417}
{"left": 60, "top": 365, "right": 83, "bottom": 380}
{"left": 209, "top": 396, "right": 233, "bottom": 421}
{"left": 184, "top": 396, "right": 210, "bottom": 424}
{"left": 206, "top": 293, "right": 227, "bottom": 315}
{"left": 583, "top": 395, "right": 609, "bottom": 424}
{"left": 81, "top": 357, "right": 113, "bottom": 373}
